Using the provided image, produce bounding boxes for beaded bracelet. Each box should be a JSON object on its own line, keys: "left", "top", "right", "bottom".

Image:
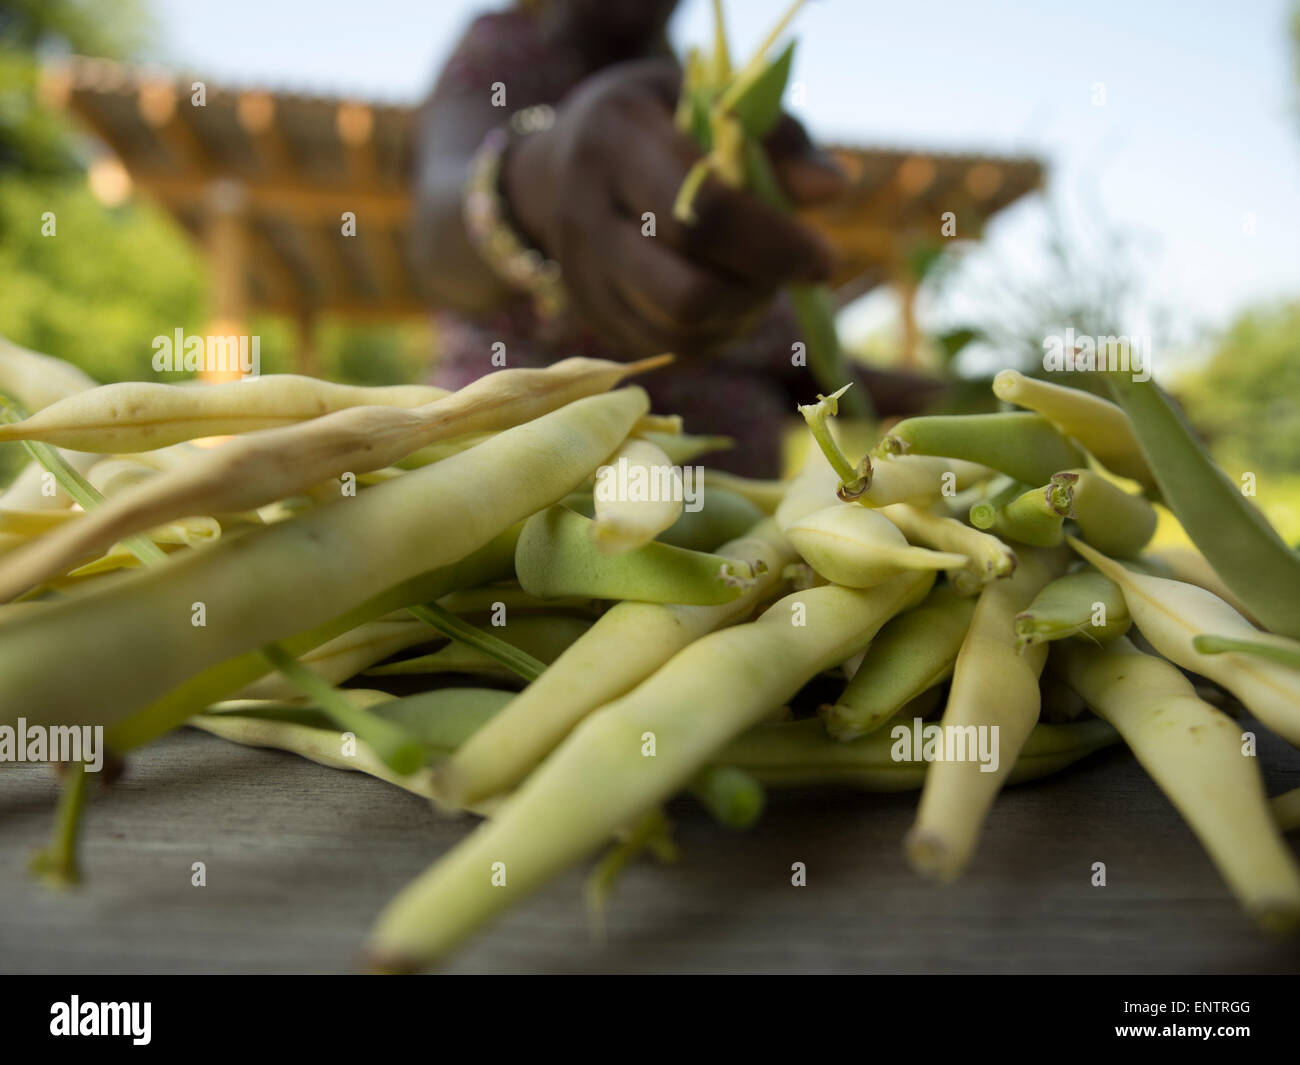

{"left": 463, "top": 108, "right": 566, "bottom": 320}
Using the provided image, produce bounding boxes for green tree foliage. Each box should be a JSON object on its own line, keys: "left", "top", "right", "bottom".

{"left": 0, "top": 174, "right": 207, "bottom": 382}
{"left": 1179, "top": 302, "right": 1300, "bottom": 475}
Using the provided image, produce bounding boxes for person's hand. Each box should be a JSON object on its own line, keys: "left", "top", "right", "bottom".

{"left": 501, "top": 59, "right": 847, "bottom": 357}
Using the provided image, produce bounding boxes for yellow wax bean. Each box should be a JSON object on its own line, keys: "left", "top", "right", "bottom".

{"left": 1140, "top": 545, "right": 1257, "bottom": 622}
{"left": 1053, "top": 468, "right": 1157, "bottom": 558}
{"left": 786, "top": 504, "right": 966, "bottom": 588}
{"left": 0, "top": 356, "right": 665, "bottom": 603}
{"left": 0, "top": 375, "right": 451, "bottom": 452}
{"left": 991, "top": 369, "right": 1154, "bottom": 488}
{"left": 0, "top": 336, "right": 98, "bottom": 412}
{"left": 879, "top": 503, "right": 1018, "bottom": 586}
{"left": 1070, "top": 537, "right": 1300, "bottom": 747}
{"left": 1059, "top": 637, "right": 1300, "bottom": 931}
{"left": 436, "top": 519, "right": 796, "bottom": 806}
{"left": 369, "top": 569, "right": 934, "bottom": 970}
{"left": 234, "top": 616, "right": 437, "bottom": 700}
{"left": 0, "top": 387, "right": 648, "bottom": 732}
{"left": 590, "top": 437, "right": 684, "bottom": 554}
{"left": 906, "top": 547, "right": 1067, "bottom": 880}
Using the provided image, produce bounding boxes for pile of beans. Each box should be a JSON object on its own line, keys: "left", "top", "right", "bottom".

{"left": 1, "top": 337, "right": 1298, "bottom": 971}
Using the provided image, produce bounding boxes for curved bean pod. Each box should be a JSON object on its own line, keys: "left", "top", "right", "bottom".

{"left": 1058, "top": 637, "right": 1300, "bottom": 931}
{"left": 0, "top": 356, "right": 663, "bottom": 602}
{"left": 1013, "top": 566, "right": 1130, "bottom": 650}
{"left": 1052, "top": 468, "right": 1157, "bottom": 558}
{"left": 0, "top": 375, "right": 450, "bottom": 452}
{"left": 436, "top": 519, "right": 796, "bottom": 806}
{"left": 786, "top": 504, "right": 966, "bottom": 588}
{"left": 590, "top": 437, "right": 684, "bottom": 554}
{"left": 0, "top": 336, "right": 98, "bottom": 412}
{"left": 0, "top": 387, "right": 648, "bottom": 734}
{"left": 516, "top": 504, "right": 756, "bottom": 605}
{"left": 905, "top": 546, "right": 1067, "bottom": 880}
{"left": 876, "top": 412, "right": 1086, "bottom": 487}
{"left": 879, "top": 503, "right": 1018, "bottom": 586}
{"left": 991, "top": 369, "right": 1154, "bottom": 488}
{"left": 1070, "top": 537, "right": 1300, "bottom": 747}
{"left": 368, "top": 569, "right": 935, "bottom": 970}
{"left": 822, "top": 581, "right": 976, "bottom": 740}
{"left": 1105, "top": 371, "right": 1300, "bottom": 638}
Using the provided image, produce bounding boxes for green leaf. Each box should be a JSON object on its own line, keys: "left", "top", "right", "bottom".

{"left": 728, "top": 39, "right": 796, "bottom": 139}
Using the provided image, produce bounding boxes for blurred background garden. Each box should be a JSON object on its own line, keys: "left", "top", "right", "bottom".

{"left": 1, "top": 0, "right": 1298, "bottom": 537}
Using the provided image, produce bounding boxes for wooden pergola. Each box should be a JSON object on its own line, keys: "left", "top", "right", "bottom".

{"left": 41, "top": 56, "right": 1044, "bottom": 369}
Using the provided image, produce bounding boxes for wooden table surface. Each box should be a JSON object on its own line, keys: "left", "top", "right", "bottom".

{"left": 2, "top": 721, "right": 1298, "bottom": 974}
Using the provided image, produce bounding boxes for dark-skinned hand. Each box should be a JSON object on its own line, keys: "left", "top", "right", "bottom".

{"left": 502, "top": 59, "right": 847, "bottom": 358}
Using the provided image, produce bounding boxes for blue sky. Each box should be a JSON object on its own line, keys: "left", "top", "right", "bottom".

{"left": 150, "top": 0, "right": 1300, "bottom": 362}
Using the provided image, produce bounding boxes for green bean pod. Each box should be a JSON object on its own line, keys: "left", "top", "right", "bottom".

{"left": 1070, "top": 537, "right": 1300, "bottom": 747}
{"left": 367, "top": 570, "right": 935, "bottom": 971}
{"left": 968, "top": 477, "right": 1024, "bottom": 530}
{"left": 1058, "top": 637, "right": 1300, "bottom": 931}
{"left": 516, "top": 504, "right": 755, "bottom": 605}
{"left": 1105, "top": 371, "right": 1300, "bottom": 638}
{"left": 822, "top": 582, "right": 976, "bottom": 740}
{"left": 1013, "top": 566, "right": 1130, "bottom": 651}
{"left": 0, "top": 388, "right": 648, "bottom": 735}
{"left": 906, "top": 547, "right": 1067, "bottom": 880}
{"left": 1052, "top": 468, "right": 1157, "bottom": 558}
{"left": 876, "top": 412, "right": 1087, "bottom": 487}
{"left": 655, "top": 486, "right": 764, "bottom": 552}
{"left": 688, "top": 765, "right": 766, "bottom": 829}
{"left": 721, "top": 716, "right": 1118, "bottom": 789}
{"left": 991, "top": 369, "right": 1154, "bottom": 488}
{"left": 786, "top": 504, "right": 966, "bottom": 588}
{"left": 104, "top": 528, "right": 520, "bottom": 751}
{"left": 436, "top": 519, "right": 796, "bottom": 806}
{"left": 988, "top": 481, "right": 1071, "bottom": 547}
